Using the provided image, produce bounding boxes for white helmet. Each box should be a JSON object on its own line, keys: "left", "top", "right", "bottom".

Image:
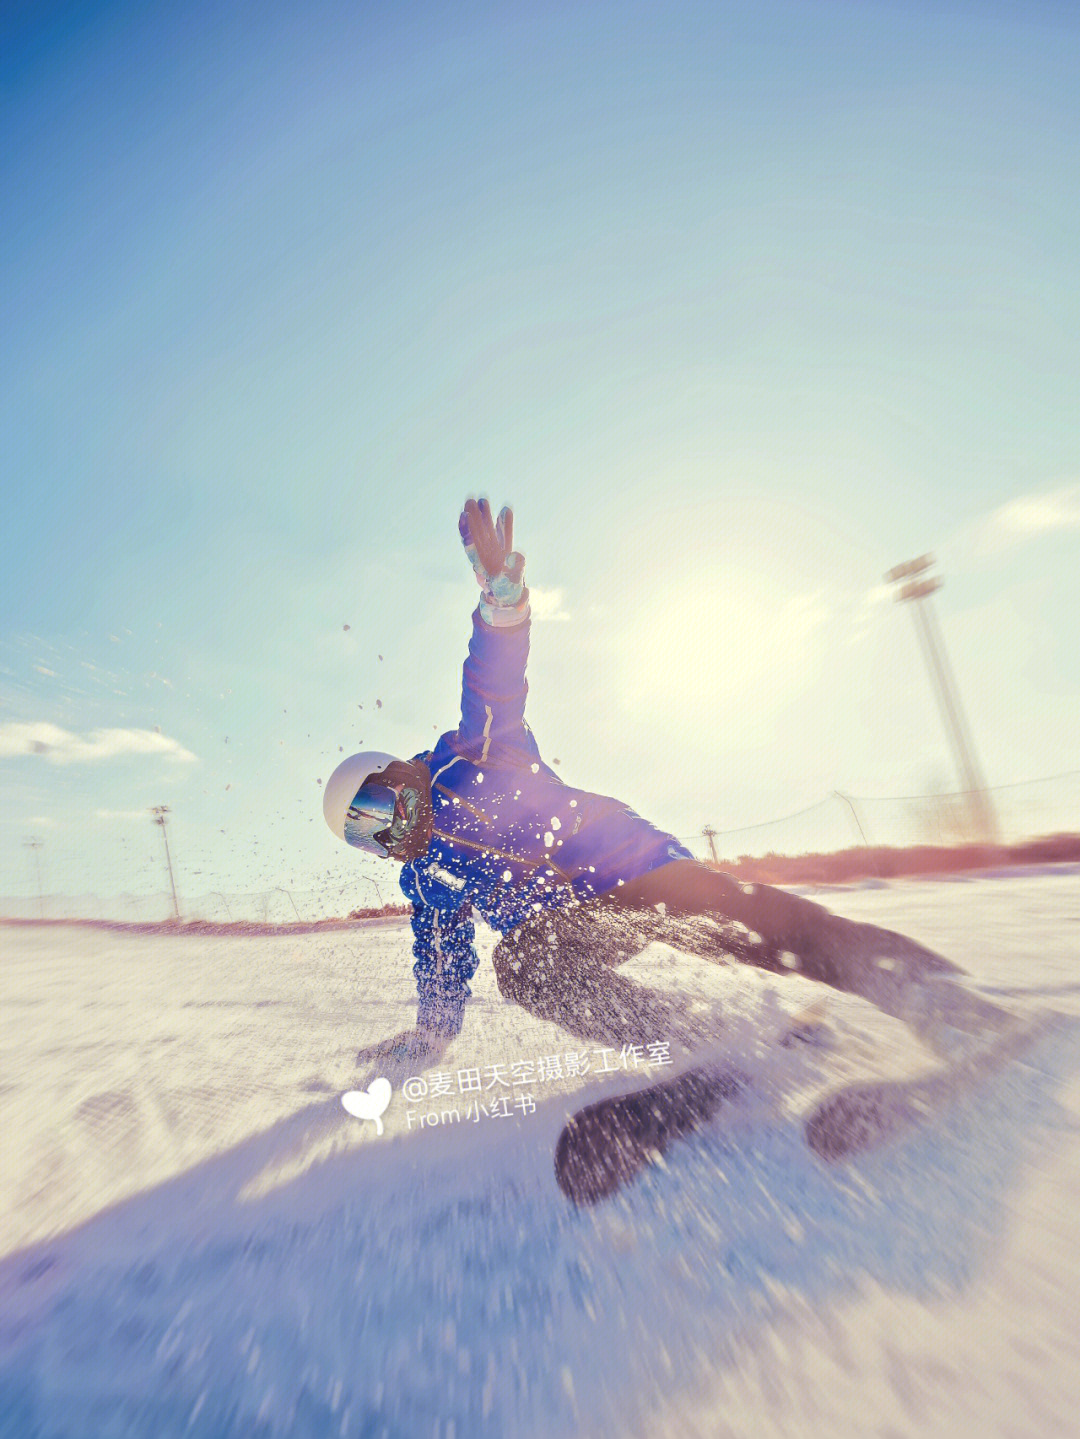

{"left": 323, "top": 751, "right": 400, "bottom": 846}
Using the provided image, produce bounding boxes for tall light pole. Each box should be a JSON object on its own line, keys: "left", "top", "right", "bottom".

{"left": 150, "top": 806, "right": 181, "bottom": 921}
{"left": 885, "top": 555, "right": 1000, "bottom": 845}
{"left": 23, "top": 837, "right": 44, "bottom": 918}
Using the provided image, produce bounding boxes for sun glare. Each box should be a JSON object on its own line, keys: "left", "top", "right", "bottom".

{"left": 607, "top": 563, "right": 832, "bottom": 738}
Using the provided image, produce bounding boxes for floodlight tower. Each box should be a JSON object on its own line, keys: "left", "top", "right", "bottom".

{"left": 150, "top": 806, "right": 181, "bottom": 920}
{"left": 885, "top": 555, "right": 1001, "bottom": 845}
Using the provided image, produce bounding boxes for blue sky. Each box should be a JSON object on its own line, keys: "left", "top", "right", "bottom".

{"left": 2, "top": 0, "right": 1079, "bottom": 905}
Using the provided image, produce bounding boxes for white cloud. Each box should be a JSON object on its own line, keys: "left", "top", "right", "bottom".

{"left": 0, "top": 723, "right": 198, "bottom": 765}
{"left": 845, "top": 582, "right": 895, "bottom": 645}
{"left": 529, "top": 586, "right": 571, "bottom": 622}
{"left": 967, "top": 482, "right": 1080, "bottom": 557}
{"left": 862, "top": 582, "right": 894, "bottom": 609}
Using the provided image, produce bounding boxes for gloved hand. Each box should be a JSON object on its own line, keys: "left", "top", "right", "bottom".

{"left": 355, "top": 1026, "right": 444, "bottom": 1067}
{"left": 459, "top": 497, "right": 529, "bottom": 627}
{"left": 354, "top": 1025, "right": 452, "bottom": 1086}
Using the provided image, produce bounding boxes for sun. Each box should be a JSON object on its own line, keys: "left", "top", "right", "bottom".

{"left": 606, "top": 560, "right": 832, "bottom": 733}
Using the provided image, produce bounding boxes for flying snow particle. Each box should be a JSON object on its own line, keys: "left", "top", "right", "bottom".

{"left": 550, "top": 816, "right": 561, "bottom": 830}
{"left": 502, "top": 869, "right": 513, "bottom": 882}
{"left": 531, "top": 763, "right": 539, "bottom": 773}
{"left": 378, "top": 654, "right": 383, "bottom": 661}
{"left": 544, "top": 831, "right": 554, "bottom": 847}
{"left": 476, "top": 772, "right": 484, "bottom": 783}
{"left": 376, "top": 699, "right": 382, "bottom": 709}
{"left": 343, "top": 624, "right": 351, "bottom": 631}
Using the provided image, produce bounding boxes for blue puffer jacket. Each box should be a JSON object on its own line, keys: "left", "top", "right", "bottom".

{"left": 400, "top": 609, "right": 692, "bottom": 1034}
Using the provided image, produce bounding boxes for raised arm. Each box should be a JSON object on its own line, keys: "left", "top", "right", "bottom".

{"left": 456, "top": 498, "right": 543, "bottom": 763}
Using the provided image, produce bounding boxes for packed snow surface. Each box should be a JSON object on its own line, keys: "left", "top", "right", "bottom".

{"left": 2, "top": 868, "right": 1080, "bottom": 1437}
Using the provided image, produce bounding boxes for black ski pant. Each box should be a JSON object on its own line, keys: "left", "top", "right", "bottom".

{"left": 491, "top": 858, "right": 1006, "bottom": 1052}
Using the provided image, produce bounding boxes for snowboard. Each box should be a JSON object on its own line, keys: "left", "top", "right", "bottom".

{"left": 555, "top": 1002, "right": 829, "bottom": 1205}
{"left": 805, "top": 1008, "right": 1060, "bottom": 1162}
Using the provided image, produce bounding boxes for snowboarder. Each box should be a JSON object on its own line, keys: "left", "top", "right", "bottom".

{"left": 327, "top": 499, "right": 1013, "bottom": 1072}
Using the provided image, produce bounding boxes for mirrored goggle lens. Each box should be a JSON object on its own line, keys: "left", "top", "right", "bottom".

{"left": 343, "top": 780, "right": 398, "bottom": 856}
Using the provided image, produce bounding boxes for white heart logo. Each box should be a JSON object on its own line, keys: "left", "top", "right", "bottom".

{"left": 341, "top": 1077, "right": 393, "bottom": 1135}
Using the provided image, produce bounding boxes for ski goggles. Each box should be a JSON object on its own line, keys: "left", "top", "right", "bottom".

{"left": 343, "top": 779, "right": 422, "bottom": 858}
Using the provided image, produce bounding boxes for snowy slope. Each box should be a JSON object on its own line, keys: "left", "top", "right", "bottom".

{"left": 2, "top": 869, "right": 1079, "bottom": 1437}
